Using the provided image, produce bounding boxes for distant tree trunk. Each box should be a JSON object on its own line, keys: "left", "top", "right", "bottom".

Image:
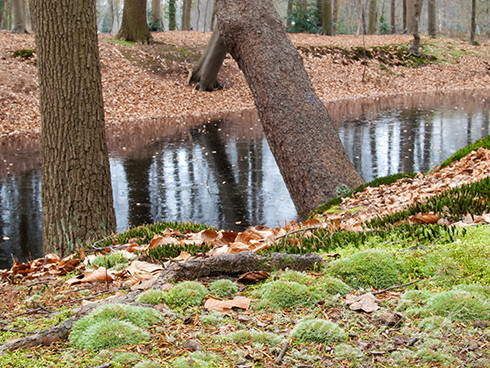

{"left": 322, "top": 0, "right": 333, "bottom": 35}
{"left": 12, "top": 0, "right": 26, "bottom": 33}
{"left": 367, "top": 0, "right": 377, "bottom": 34}
{"left": 117, "top": 0, "right": 152, "bottom": 43}
{"left": 188, "top": 25, "right": 227, "bottom": 91}
{"left": 195, "top": 0, "right": 200, "bottom": 31}
{"left": 215, "top": 0, "right": 364, "bottom": 219}
{"left": 427, "top": 0, "right": 436, "bottom": 36}
{"left": 402, "top": 0, "right": 407, "bottom": 32}
{"left": 407, "top": 0, "right": 422, "bottom": 56}
{"left": 150, "top": 0, "right": 163, "bottom": 31}
{"left": 332, "top": 0, "right": 340, "bottom": 33}
{"left": 0, "top": 0, "right": 4, "bottom": 29}
{"left": 390, "top": 0, "right": 396, "bottom": 33}
{"left": 470, "top": 0, "right": 476, "bottom": 43}
{"left": 168, "top": 0, "right": 176, "bottom": 30}
{"left": 286, "top": 0, "right": 293, "bottom": 30}
{"left": 182, "top": 0, "right": 192, "bottom": 30}
{"left": 203, "top": 0, "right": 210, "bottom": 31}
{"left": 31, "top": 0, "right": 116, "bottom": 256}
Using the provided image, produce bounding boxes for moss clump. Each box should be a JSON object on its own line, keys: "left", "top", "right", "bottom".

{"left": 222, "top": 330, "right": 285, "bottom": 346}
{"left": 328, "top": 249, "right": 401, "bottom": 289}
{"left": 277, "top": 270, "right": 315, "bottom": 284}
{"left": 70, "top": 303, "right": 161, "bottom": 349}
{"left": 134, "top": 361, "right": 162, "bottom": 368}
{"left": 12, "top": 49, "right": 35, "bottom": 60}
{"left": 165, "top": 281, "right": 208, "bottom": 309}
{"left": 73, "top": 319, "right": 150, "bottom": 350}
{"left": 334, "top": 343, "right": 364, "bottom": 360}
{"left": 91, "top": 251, "right": 130, "bottom": 269}
{"left": 292, "top": 318, "right": 346, "bottom": 344}
{"left": 136, "top": 289, "right": 166, "bottom": 305}
{"left": 208, "top": 279, "right": 238, "bottom": 298}
{"left": 418, "top": 316, "right": 454, "bottom": 334}
{"left": 113, "top": 351, "right": 142, "bottom": 365}
{"left": 400, "top": 290, "right": 433, "bottom": 303}
{"left": 426, "top": 290, "right": 490, "bottom": 321}
{"left": 452, "top": 283, "right": 490, "bottom": 297}
{"left": 312, "top": 276, "right": 352, "bottom": 296}
{"left": 173, "top": 352, "right": 218, "bottom": 368}
{"left": 259, "top": 281, "right": 319, "bottom": 309}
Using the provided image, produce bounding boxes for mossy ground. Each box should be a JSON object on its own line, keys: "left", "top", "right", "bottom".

{"left": 1, "top": 143, "right": 489, "bottom": 367}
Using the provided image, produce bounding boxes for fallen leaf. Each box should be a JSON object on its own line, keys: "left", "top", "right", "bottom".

{"left": 345, "top": 293, "right": 379, "bottom": 313}
{"left": 204, "top": 297, "right": 251, "bottom": 313}
{"left": 237, "top": 271, "right": 270, "bottom": 283}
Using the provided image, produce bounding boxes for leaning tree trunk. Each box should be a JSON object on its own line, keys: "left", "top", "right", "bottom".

{"left": 215, "top": 0, "right": 364, "bottom": 219}
{"left": 31, "top": 0, "right": 116, "bottom": 256}
{"left": 470, "top": 0, "right": 476, "bottom": 43}
{"left": 12, "top": 0, "right": 26, "bottom": 33}
{"left": 322, "top": 0, "right": 333, "bottom": 35}
{"left": 188, "top": 25, "right": 227, "bottom": 91}
{"left": 427, "top": 0, "right": 436, "bottom": 37}
{"left": 117, "top": 0, "right": 152, "bottom": 43}
{"left": 367, "top": 0, "right": 377, "bottom": 34}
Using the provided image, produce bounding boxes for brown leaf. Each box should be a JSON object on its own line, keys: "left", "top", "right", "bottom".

{"left": 345, "top": 293, "right": 379, "bottom": 313}
{"left": 410, "top": 213, "right": 440, "bottom": 224}
{"left": 237, "top": 271, "right": 270, "bottom": 283}
{"left": 204, "top": 297, "right": 251, "bottom": 313}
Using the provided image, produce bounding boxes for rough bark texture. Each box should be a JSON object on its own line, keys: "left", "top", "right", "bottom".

{"left": 154, "top": 251, "right": 325, "bottom": 285}
{"left": 188, "top": 25, "right": 227, "bottom": 91}
{"left": 12, "top": 0, "right": 26, "bottom": 33}
{"left": 150, "top": 0, "right": 163, "bottom": 31}
{"left": 31, "top": 0, "right": 116, "bottom": 256}
{"left": 215, "top": 0, "right": 364, "bottom": 219}
{"left": 117, "top": 0, "right": 152, "bottom": 44}
{"left": 402, "top": 0, "right": 407, "bottom": 32}
{"left": 368, "top": 0, "right": 377, "bottom": 34}
{"left": 322, "top": 0, "right": 333, "bottom": 35}
{"left": 333, "top": 0, "right": 340, "bottom": 33}
{"left": 182, "top": 0, "right": 192, "bottom": 30}
{"left": 470, "top": 0, "right": 476, "bottom": 43}
{"left": 427, "top": 0, "right": 436, "bottom": 36}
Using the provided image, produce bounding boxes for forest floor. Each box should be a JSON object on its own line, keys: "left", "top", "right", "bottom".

{"left": 0, "top": 30, "right": 489, "bottom": 138}
{"left": 0, "top": 31, "right": 489, "bottom": 368}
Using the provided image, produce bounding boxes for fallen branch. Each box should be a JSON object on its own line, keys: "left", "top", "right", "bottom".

{"left": 372, "top": 279, "right": 423, "bottom": 296}
{"left": 0, "top": 327, "right": 37, "bottom": 335}
{"left": 275, "top": 340, "right": 290, "bottom": 365}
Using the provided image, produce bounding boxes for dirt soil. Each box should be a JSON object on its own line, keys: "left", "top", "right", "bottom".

{"left": 1, "top": 31, "right": 489, "bottom": 139}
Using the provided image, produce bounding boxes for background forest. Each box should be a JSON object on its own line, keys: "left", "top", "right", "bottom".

{"left": 0, "top": 0, "right": 488, "bottom": 39}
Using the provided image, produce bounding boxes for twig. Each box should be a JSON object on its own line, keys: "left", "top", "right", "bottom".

{"left": 275, "top": 226, "right": 322, "bottom": 240}
{"left": 58, "top": 288, "right": 117, "bottom": 307}
{"left": 275, "top": 340, "right": 290, "bottom": 365}
{"left": 372, "top": 279, "right": 423, "bottom": 295}
{"left": 88, "top": 363, "right": 112, "bottom": 368}
{"left": 0, "top": 327, "right": 37, "bottom": 335}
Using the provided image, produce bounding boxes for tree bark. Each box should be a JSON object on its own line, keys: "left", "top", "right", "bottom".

{"left": 117, "top": 0, "right": 152, "bottom": 44}
{"left": 402, "top": 0, "right": 407, "bottom": 32}
{"left": 333, "top": 0, "right": 341, "bottom": 33}
{"left": 427, "top": 0, "right": 436, "bottom": 36}
{"left": 286, "top": 0, "right": 293, "bottom": 30}
{"left": 407, "top": 0, "right": 422, "bottom": 56}
{"left": 215, "top": 0, "right": 364, "bottom": 219}
{"left": 367, "top": 0, "right": 377, "bottom": 34}
{"left": 188, "top": 25, "right": 227, "bottom": 91}
{"left": 470, "top": 0, "right": 476, "bottom": 43}
{"left": 31, "top": 0, "right": 116, "bottom": 256}
{"left": 12, "top": 0, "right": 26, "bottom": 33}
{"left": 182, "top": 0, "right": 192, "bottom": 30}
{"left": 168, "top": 0, "right": 176, "bottom": 30}
{"left": 390, "top": 0, "right": 396, "bottom": 33}
{"left": 150, "top": 0, "right": 163, "bottom": 31}
{"left": 322, "top": 0, "right": 333, "bottom": 35}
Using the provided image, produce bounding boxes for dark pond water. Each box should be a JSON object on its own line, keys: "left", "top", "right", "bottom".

{"left": 0, "top": 90, "right": 488, "bottom": 268}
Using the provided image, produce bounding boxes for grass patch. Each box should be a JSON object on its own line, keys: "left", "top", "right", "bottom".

{"left": 439, "top": 135, "right": 490, "bottom": 169}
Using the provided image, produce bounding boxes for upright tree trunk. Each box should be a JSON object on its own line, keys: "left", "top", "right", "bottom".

{"left": 117, "top": 0, "right": 152, "bottom": 43}
{"left": 402, "top": 0, "right": 407, "bottom": 32}
{"left": 182, "top": 0, "right": 192, "bottom": 30}
{"left": 286, "top": 0, "right": 293, "bottom": 30}
{"left": 0, "top": 0, "right": 4, "bottom": 29}
{"left": 168, "top": 0, "right": 176, "bottom": 30}
{"left": 31, "top": 0, "right": 116, "bottom": 256}
{"left": 195, "top": 0, "right": 200, "bottom": 31}
{"left": 333, "top": 0, "right": 340, "bottom": 33}
{"left": 322, "top": 0, "right": 333, "bottom": 35}
{"left": 390, "top": 0, "right": 396, "bottom": 33}
{"left": 188, "top": 25, "right": 227, "bottom": 91}
{"left": 427, "top": 0, "right": 436, "bottom": 36}
{"left": 150, "top": 0, "right": 163, "bottom": 31}
{"left": 470, "top": 0, "right": 476, "bottom": 43}
{"left": 215, "top": 0, "right": 363, "bottom": 219}
{"left": 367, "top": 0, "right": 377, "bottom": 34}
{"left": 203, "top": 0, "right": 210, "bottom": 31}
{"left": 12, "top": 0, "right": 26, "bottom": 33}
{"left": 407, "top": 0, "right": 422, "bottom": 55}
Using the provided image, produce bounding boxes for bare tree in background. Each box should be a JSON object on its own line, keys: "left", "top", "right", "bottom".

{"left": 150, "top": 0, "right": 163, "bottom": 31}
{"left": 367, "top": 0, "right": 377, "bottom": 34}
{"left": 322, "top": 0, "right": 333, "bottom": 35}
{"left": 117, "top": 0, "right": 152, "bottom": 43}
{"left": 427, "top": 0, "right": 436, "bottom": 36}
{"left": 12, "top": 0, "right": 26, "bottom": 33}
{"left": 470, "top": 0, "right": 477, "bottom": 43}
{"left": 182, "top": 0, "right": 192, "bottom": 30}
